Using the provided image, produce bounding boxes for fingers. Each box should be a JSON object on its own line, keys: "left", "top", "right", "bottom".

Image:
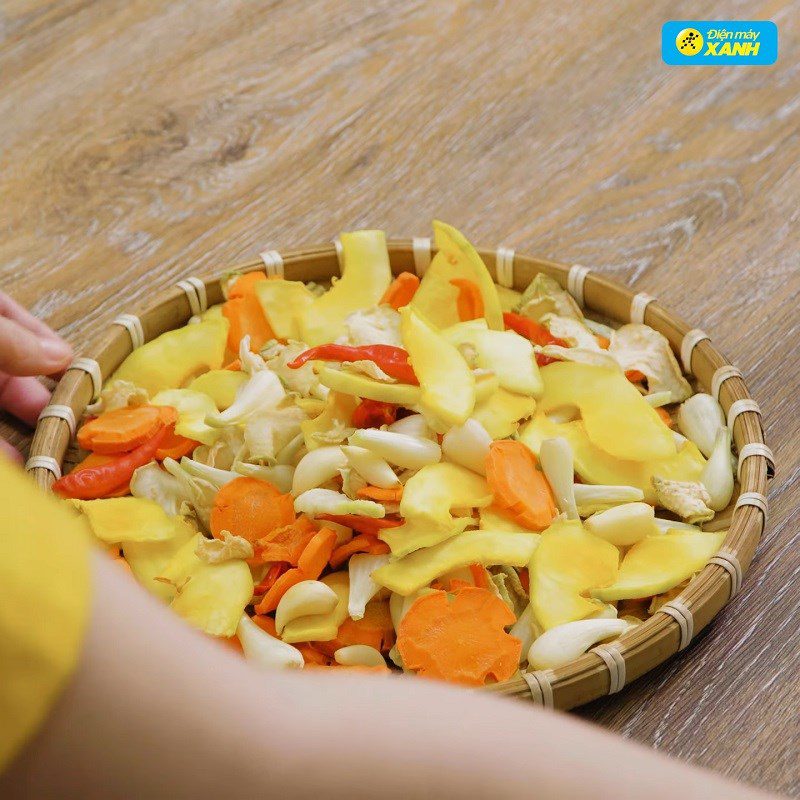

{"left": 0, "top": 438, "right": 23, "bottom": 464}
{"left": 0, "top": 373, "right": 52, "bottom": 426}
{"left": 0, "top": 316, "right": 73, "bottom": 377}
{"left": 0, "top": 291, "right": 66, "bottom": 341}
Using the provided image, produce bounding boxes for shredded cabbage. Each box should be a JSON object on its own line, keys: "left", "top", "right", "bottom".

{"left": 293, "top": 488, "right": 385, "bottom": 519}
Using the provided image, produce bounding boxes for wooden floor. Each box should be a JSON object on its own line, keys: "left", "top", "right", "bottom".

{"left": 1, "top": 1, "right": 798, "bottom": 794}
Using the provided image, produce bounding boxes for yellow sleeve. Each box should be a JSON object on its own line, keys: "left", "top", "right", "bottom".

{"left": 0, "top": 459, "right": 91, "bottom": 771}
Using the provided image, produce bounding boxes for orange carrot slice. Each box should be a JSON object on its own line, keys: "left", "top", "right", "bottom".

{"left": 295, "top": 643, "right": 332, "bottom": 666}
{"left": 222, "top": 271, "right": 275, "bottom": 352}
{"left": 297, "top": 527, "right": 338, "bottom": 578}
{"left": 397, "top": 587, "right": 520, "bottom": 686}
{"left": 625, "top": 369, "right": 647, "bottom": 384}
{"left": 318, "top": 514, "right": 403, "bottom": 538}
{"left": 77, "top": 405, "right": 162, "bottom": 455}
{"left": 155, "top": 429, "right": 199, "bottom": 461}
{"left": 255, "top": 567, "right": 306, "bottom": 614}
{"left": 656, "top": 407, "right": 674, "bottom": 428}
{"left": 380, "top": 272, "right": 420, "bottom": 310}
{"left": 210, "top": 476, "right": 295, "bottom": 545}
{"left": 329, "top": 533, "right": 390, "bottom": 570}
{"left": 316, "top": 601, "right": 396, "bottom": 657}
{"left": 596, "top": 335, "right": 611, "bottom": 350}
{"left": 356, "top": 485, "right": 404, "bottom": 503}
{"left": 252, "top": 614, "right": 279, "bottom": 637}
{"left": 485, "top": 440, "right": 557, "bottom": 531}
{"left": 449, "top": 278, "right": 484, "bottom": 321}
{"left": 256, "top": 517, "right": 318, "bottom": 566}
{"left": 223, "top": 358, "right": 242, "bottom": 371}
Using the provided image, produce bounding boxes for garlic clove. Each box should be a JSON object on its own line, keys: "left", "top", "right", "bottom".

{"left": 527, "top": 618, "right": 631, "bottom": 670}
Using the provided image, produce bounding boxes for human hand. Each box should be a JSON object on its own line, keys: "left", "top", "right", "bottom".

{"left": 0, "top": 292, "right": 73, "bottom": 462}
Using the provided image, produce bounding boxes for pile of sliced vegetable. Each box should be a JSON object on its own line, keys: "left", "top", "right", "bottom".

{"left": 56, "top": 221, "right": 736, "bottom": 686}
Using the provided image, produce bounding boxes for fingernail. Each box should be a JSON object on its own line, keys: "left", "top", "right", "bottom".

{"left": 40, "top": 337, "right": 72, "bottom": 367}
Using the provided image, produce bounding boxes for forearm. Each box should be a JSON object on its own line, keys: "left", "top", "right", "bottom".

{"left": 2, "top": 553, "right": 774, "bottom": 800}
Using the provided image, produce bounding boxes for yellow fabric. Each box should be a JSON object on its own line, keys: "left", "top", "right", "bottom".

{"left": 0, "top": 459, "right": 91, "bottom": 771}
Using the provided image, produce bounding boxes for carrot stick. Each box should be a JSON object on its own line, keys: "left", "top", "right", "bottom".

{"left": 297, "top": 527, "right": 338, "bottom": 578}
{"left": 485, "top": 440, "right": 557, "bottom": 531}
{"left": 256, "top": 517, "right": 318, "bottom": 566}
{"left": 318, "top": 514, "right": 403, "bottom": 537}
{"left": 380, "top": 272, "right": 420, "bottom": 310}
{"left": 70, "top": 452, "right": 132, "bottom": 497}
{"left": 223, "top": 358, "right": 242, "bottom": 371}
{"left": 251, "top": 614, "right": 279, "bottom": 637}
{"left": 77, "top": 405, "right": 163, "bottom": 455}
{"left": 329, "top": 534, "right": 390, "bottom": 570}
{"left": 254, "top": 562, "right": 289, "bottom": 595}
{"left": 449, "top": 278, "right": 484, "bottom": 321}
{"left": 228, "top": 271, "right": 268, "bottom": 299}
{"left": 356, "top": 485, "right": 404, "bottom": 503}
{"left": 315, "top": 601, "right": 395, "bottom": 656}
{"left": 469, "top": 563, "right": 491, "bottom": 590}
{"left": 255, "top": 567, "right": 306, "bottom": 614}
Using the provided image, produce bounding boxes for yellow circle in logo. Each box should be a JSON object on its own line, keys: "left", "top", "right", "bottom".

{"left": 675, "top": 28, "right": 703, "bottom": 55}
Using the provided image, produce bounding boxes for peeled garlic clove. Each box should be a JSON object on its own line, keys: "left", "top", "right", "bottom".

{"left": 510, "top": 603, "right": 541, "bottom": 664}
{"left": 349, "top": 428, "right": 442, "bottom": 470}
{"left": 700, "top": 426, "right": 734, "bottom": 511}
{"left": 677, "top": 393, "right": 725, "bottom": 458}
{"left": 334, "top": 644, "right": 386, "bottom": 668}
{"left": 275, "top": 580, "right": 338, "bottom": 635}
{"left": 292, "top": 446, "right": 348, "bottom": 496}
{"left": 387, "top": 413, "right": 435, "bottom": 440}
{"left": 441, "top": 418, "right": 492, "bottom": 475}
{"left": 341, "top": 445, "right": 399, "bottom": 489}
{"left": 237, "top": 614, "right": 304, "bottom": 670}
{"left": 539, "top": 437, "right": 578, "bottom": 520}
{"left": 527, "top": 618, "right": 631, "bottom": 670}
{"left": 584, "top": 502, "right": 656, "bottom": 546}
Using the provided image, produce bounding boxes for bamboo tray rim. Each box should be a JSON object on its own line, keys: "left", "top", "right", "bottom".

{"left": 28, "top": 238, "right": 773, "bottom": 710}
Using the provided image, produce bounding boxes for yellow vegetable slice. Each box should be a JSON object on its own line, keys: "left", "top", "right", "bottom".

{"left": 316, "top": 366, "right": 422, "bottom": 406}
{"left": 400, "top": 306, "right": 475, "bottom": 428}
{"left": 280, "top": 572, "right": 350, "bottom": 644}
{"left": 409, "top": 221, "right": 503, "bottom": 330}
{"left": 151, "top": 389, "right": 221, "bottom": 446}
{"left": 254, "top": 279, "right": 316, "bottom": 340}
{"left": 158, "top": 534, "right": 253, "bottom": 637}
{"left": 188, "top": 370, "right": 248, "bottom": 411}
{"left": 380, "top": 463, "right": 493, "bottom": 556}
{"left": 73, "top": 497, "right": 178, "bottom": 544}
{"left": 445, "top": 323, "right": 543, "bottom": 397}
{"left": 529, "top": 519, "right": 619, "bottom": 630}
{"left": 112, "top": 318, "right": 229, "bottom": 395}
{"left": 300, "top": 390, "right": 359, "bottom": 451}
{"left": 372, "top": 531, "right": 540, "bottom": 596}
{"left": 123, "top": 517, "right": 197, "bottom": 602}
{"left": 300, "top": 230, "right": 392, "bottom": 345}
{"left": 538, "top": 362, "right": 676, "bottom": 461}
{"left": 471, "top": 387, "right": 536, "bottom": 439}
{"left": 520, "top": 413, "right": 705, "bottom": 504}
{"left": 496, "top": 285, "right": 522, "bottom": 313}
{"left": 593, "top": 531, "right": 726, "bottom": 602}
{"left": 479, "top": 506, "right": 537, "bottom": 533}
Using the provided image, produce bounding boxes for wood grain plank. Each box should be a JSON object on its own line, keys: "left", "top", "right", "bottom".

{"left": 1, "top": 0, "right": 798, "bottom": 793}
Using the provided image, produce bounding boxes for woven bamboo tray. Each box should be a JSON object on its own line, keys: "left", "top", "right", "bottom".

{"left": 27, "top": 239, "right": 774, "bottom": 710}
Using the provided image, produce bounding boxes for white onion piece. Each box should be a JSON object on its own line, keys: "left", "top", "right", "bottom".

{"left": 387, "top": 413, "right": 435, "bottom": 440}
{"left": 539, "top": 437, "right": 578, "bottom": 519}
{"left": 340, "top": 445, "right": 400, "bottom": 489}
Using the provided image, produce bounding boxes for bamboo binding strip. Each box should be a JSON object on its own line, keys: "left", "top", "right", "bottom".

{"left": 28, "top": 239, "right": 770, "bottom": 712}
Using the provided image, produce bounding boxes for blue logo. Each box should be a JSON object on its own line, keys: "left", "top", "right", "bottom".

{"left": 662, "top": 21, "right": 777, "bottom": 65}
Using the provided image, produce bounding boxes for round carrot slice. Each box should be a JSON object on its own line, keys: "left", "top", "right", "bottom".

{"left": 77, "top": 405, "right": 162, "bottom": 455}
{"left": 210, "top": 476, "right": 295, "bottom": 544}
{"left": 397, "top": 587, "right": 520, "bottom": 686}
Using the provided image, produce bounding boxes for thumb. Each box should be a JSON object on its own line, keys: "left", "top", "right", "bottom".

{"left": 0, "top": 316, "right": 73, "bottom": 377}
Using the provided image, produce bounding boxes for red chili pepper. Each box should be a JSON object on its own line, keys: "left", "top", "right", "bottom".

{"left": 52, "top": 424, "right": 172, "bottom": 500}
{"left": 317, "top": 514, "right": 404, "bottom": 537}
{"left": 352, "top": 399, "right": 398, "bottom": 428}
{"left": 503, "top": 312, "right": 569, "bottom": 366}
{"left": 287, "top": 344, "right": 419, "bottom": 385}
